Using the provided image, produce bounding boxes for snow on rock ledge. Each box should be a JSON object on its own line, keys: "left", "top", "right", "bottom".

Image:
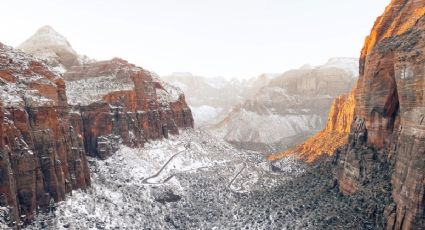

{"left": 62, "top": 58, "right": 193, "bottom": 158}
{"left": 0, "top": 42, "right": 91, "bottom": 228}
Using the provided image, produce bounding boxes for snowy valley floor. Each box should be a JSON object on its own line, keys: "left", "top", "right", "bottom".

{"left": 25, "top": 129, "right": 380, "bottom": 230}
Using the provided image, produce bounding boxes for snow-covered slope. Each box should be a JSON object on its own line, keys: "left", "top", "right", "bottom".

{"left": 19, "top": 26, "right": 75, "bottom": 53}
{"left": 24, "top": 129, "right": 300, "bottom": 229}
{"left": 24, "top": 129, "right": 375, "bottom": 229}
{"left": 0, "top": 43, "right": 63, "bottom": 108}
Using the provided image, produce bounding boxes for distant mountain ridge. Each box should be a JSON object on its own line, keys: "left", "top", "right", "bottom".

{"left": 216, "top": 58, "right": 359, "bottom": 154}
{"left": 162, "top": 72, "right": 272, "bottom": 127}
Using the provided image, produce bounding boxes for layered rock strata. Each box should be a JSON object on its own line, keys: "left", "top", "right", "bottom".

{"left": 269, "top": 1, "right": 425, "bottom": 228}
{"left": 217, "top": 60, "right": 358, "bottom": 154}
{"left": 17, "top": 26, "right": 194, "bottom": 159}
{"left": 64, "top": 58, "right": 194, "bottom": 159}
{"left": 0, "top": 43, "right": 91, "bottom": 227}
{"left": 1, "top": 28, "right": 194, "bottom": 227}
{"left": 331, "top": 0, "right": 425, "bottom": 229}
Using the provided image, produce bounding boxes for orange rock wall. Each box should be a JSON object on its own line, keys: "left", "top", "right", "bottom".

{"left": 335, "top": 0, "right": 425, "bottom": 228}
{"left": 268, "top": 91, "right": 355, "bottom": 162}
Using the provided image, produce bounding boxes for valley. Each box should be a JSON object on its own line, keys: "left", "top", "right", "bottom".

{"left": 23, "top": 129, "right": 381, "bottom": 229}
{"left": 0, "top": 0, "right": 424, "bottom": 229}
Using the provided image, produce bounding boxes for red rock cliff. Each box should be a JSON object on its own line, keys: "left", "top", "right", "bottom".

{"left": 0, "top": 43, "right": 90, "bottom": 227}
{"left": 334, "top": 0, "right": 425, "bottom": 229}
{"left": 64, "top": 58, "right": 194, "bottom": 159}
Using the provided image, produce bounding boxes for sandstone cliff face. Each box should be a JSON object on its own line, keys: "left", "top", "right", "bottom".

{"left": 217, "top": 59, "right": 358, "bottom": 154}
{"left": 268, "top": 90, "right": 355, "bottom": 162}
{"left": 2, "top": 25, "right": 194, "bottom": 227}
{"left": 18, "top": 27, "right": 194, "bottom": 159}
{"left": 333, "top": 0, "right": 425, "bottom": 229}
{"left": 0, "top": 43, "right": 90, "bottom": 226}
{"left": 64, "top": 59, "right": 194, "bottom": 159}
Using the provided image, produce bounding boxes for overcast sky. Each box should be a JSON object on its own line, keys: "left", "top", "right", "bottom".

{"left": 1, "top": 0, "right": 389, "bottom": 78}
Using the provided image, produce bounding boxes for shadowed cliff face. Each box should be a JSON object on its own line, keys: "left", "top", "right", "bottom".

{"left": 0, "top": 43, "right": 91, "bottom": 226}
{"left": 335, "top": 0, "right": 425, "bottom": 229}
{"left": 357, "top": 0, "right": 425, "bottom": 148}
{"left": 270, "top": 1, "right": 425, "bottom": 228}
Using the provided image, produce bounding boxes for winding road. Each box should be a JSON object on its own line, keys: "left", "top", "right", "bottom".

{"left": 141, "top": 142, "right": 262, "bottom": 192}
{"left": 227, "top": 163, "right": 247, "bottom": 190}
{"left": 141, "top": 148, "right": 187, "bottom": 184}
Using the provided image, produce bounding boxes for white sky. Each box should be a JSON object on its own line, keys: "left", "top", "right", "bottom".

{"left": 1, "top": 0, "right": 389, "bottom": 78}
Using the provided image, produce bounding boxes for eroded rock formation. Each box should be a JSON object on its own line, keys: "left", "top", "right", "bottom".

{"left": 1, "top": 26, "right": 194, "bottom": 227}
{"left": 63, "top": 59, "right": 194, "bottom": 159}
{"left": 332, "top": 0, "right": 425, "bottom": 229}
{"left": 0, "top": 43, "right": 91, "bottom": 227}
{"left": 17, "top": 26, "right": 194, "bottom": 160}
{"left": 269, "top": 1, "right": 425, "bottom": 228}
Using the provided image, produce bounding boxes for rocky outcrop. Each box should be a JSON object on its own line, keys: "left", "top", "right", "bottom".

{"left": 217, "top": 58, "right": 358, "bottom": 153}
{"left": 64, "top": 59, "right": 194, "bottom": 159}
{"left": 1, "top": 25, "right": 194, "bottom": 227}
{"left": 0, "top": 43, "right": 90, "bottom": 227}
{"left": 0, "top": 25, "right": 194, "bottom": 227}
{"left": 332, "top": 0, "right": 425, "bottom": 229}
{"left": 18, "top": 27, "right": 195, "bottom": 159}
{"left": 268, "top": 90, "right": 355, "bottom": 162}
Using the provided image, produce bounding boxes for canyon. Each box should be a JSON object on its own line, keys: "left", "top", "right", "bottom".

{"left": 336, "top": 0, "right": 425, "bottom": 228}
{"left": 270, "top": 0, "right": 425, "bottom": 229}
{"left": 0, "top": 0, "right": 424, "bottom": 229}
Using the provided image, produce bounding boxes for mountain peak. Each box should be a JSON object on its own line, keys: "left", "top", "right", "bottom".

{"left": 36, "top": 25, "right": 56, "bottom": 33}
{"left": 17, "top": 25, "right": 81, "bottom": 69}
{"left": 19, "top": 25, "right": 73, "bottom": 52}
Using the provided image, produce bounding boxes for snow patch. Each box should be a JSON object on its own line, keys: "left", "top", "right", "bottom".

{"left": 65, "top": 75, "right": 134, "bottom": 105}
